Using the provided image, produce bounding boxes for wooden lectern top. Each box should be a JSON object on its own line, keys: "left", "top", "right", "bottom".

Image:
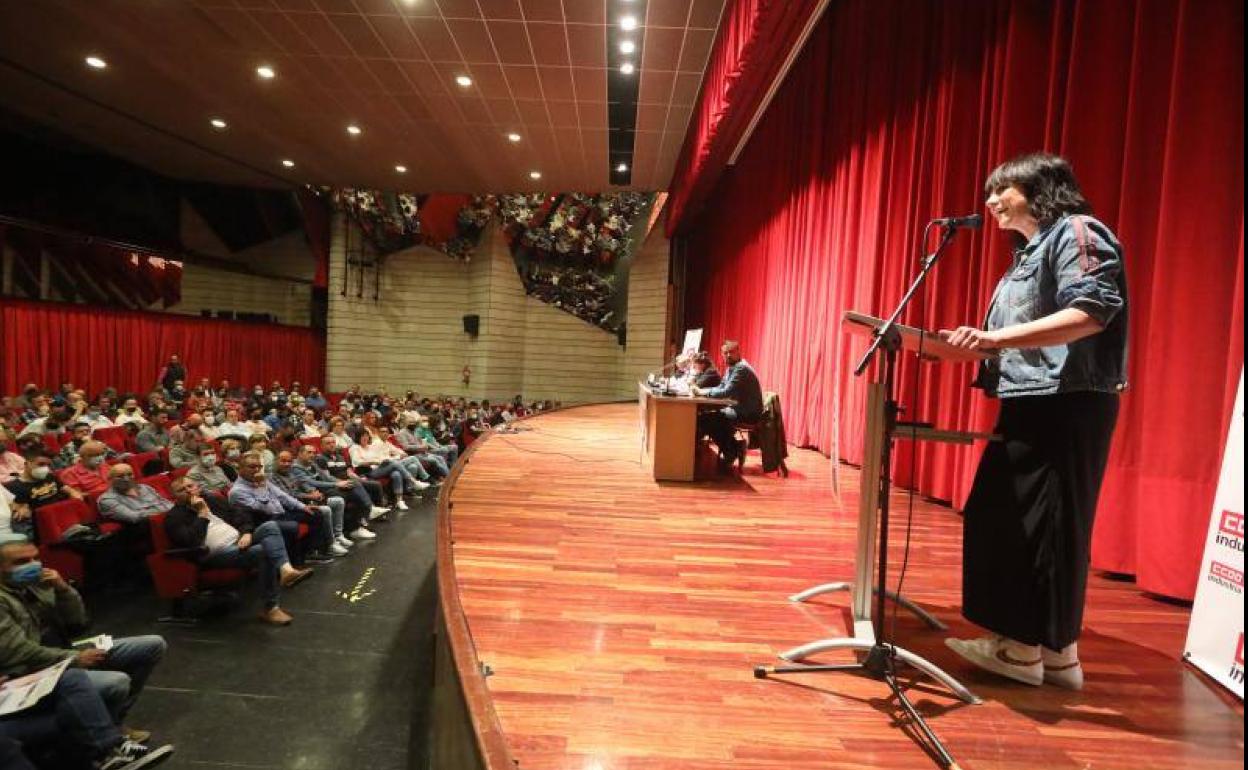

{"left": 843, "top": 311, "right": 994, "bottom": 363}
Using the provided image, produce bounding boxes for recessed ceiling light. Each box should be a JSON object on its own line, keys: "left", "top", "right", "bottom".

{"left": 620, "top": 62, "right": 635, "bottom": 75}
{"left": 455, "top": 74, "right": 473, "bottom": 88}
{"left": 619, "top": 40, "right": 636, "bottom": 55}
{"left": 620, "top": 16, "right": 638, "bottom": 31}
{"left": 506, "top": 132, "right": 522, "bottom": 143}
{"left": 256, "top": 65, "right": 276, "bottom": 79}
{"left": 347, "top": 124, "right": 362, "bottom": 136}
{"left": 395, "top": 165, "right": 407, "bottom": 173}
{"left": 281, "top": 159, "right": 295, "bottom": 168}
{"left": 529, "top": 171, "right": 542, "bottom": 180}
{"left": 210, "top": 118, "right": 227, "bottom": 130}
{"left": 85, "top": 56, "right": 107, "bottom": 69}
{"left": 616, "top": 163, "right": 629, "bottom": 173}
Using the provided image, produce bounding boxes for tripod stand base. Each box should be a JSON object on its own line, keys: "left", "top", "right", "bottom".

{"left": 773, "top": 638, "right": 982, "bottom": 705}
{"left": 789, "top": 581, "right": 948, "bottom": 631}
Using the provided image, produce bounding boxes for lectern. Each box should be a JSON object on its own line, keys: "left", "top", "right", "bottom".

{"left": 773, "top": 311, "right": 994, "bottom": 703}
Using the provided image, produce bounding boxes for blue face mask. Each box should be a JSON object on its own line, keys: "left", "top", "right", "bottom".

{"left": 7, "top": 561, "right": 43, "bottom": 586}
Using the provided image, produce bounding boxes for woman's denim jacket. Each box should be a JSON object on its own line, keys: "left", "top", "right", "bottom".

{"left": 974, "top": 214, "right": 1128, "bottom": 399}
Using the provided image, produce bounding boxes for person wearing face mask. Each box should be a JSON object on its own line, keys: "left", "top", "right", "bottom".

{"left": 303, "top": 387, "right": 327, "bottom": 412}
{"left": 229, "top": 452, "right": 334, "bottom": 565}
{"left": 4, "top": 451, "right": 82, "bottom": 539}
{"left": 0, "top": 429, "right": 25, "bottom": 484}
{"left": 96, "top": 465, "right": 171, "bottom": 525}
{"left": 59, "top": 442, "right": 114, "bottom": 497}
{"left": 187, "top": 446, "right": 233, "bottom": 495}
{"left": 197, "top": 409, "right": 220, "bottom": 440}
{"left": 81, "top": 402, "right": 114, "bottom": 432}
{"left": 111, "top": 400, "right": 147, "bottom": 429}
{"left": 0, "top": 539, "right": 169, "bottom": 745}
{"left": 215, "top": 408, "right": 249, "bottom": 441}
{"left": 243, "top": 410, "right": 272, "bottom": 438}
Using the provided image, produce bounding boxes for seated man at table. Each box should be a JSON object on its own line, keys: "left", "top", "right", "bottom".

{"left": 688, "top": 352, "right": 722, "bottom": 389}
{"left": 690, "top": 340, "right": 764, "bottom": 470}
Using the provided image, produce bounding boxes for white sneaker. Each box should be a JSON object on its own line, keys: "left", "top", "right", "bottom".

{"left": 369, "top": 506, "right": 390, "bottom": 520}
{"left": 349, "top": 527, "right": 377, "bottom": 540}
{"left": 328, "top": 542, "right": 350, "bottom": 556}
{"left": 945, "top": 636, "right": 1043, "bottom": 686}
{"left": 335, "top": 535, "right": 353, "bottom": 549}
{"left": 412, "top": 479, "right": 431, "bottom": 491}
{"left": 397, "top": 499, "right": 410, "bottom": 511}
{"left": 1042, "top": 644, "right": 1084, "bottom": 690}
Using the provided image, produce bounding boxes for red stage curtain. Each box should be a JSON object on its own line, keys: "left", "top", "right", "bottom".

{"left": 665, "top": 0, "right": 823, "bottom": 236}
{"left": 680, "top": 0, "right": 1244, "bottom": 600}
{"left": 0, "top": 299, "right": 326, "bottom": 397}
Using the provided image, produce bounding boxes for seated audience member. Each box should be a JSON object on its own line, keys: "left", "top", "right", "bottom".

{"left": 0, "top": 539, "right": 167, "bottom": 736}
{"left": 298, "top": 409, "right": 322, "bottom": 438}
{"left": 184, "top": 386, "right": 209, "bottom": 414}
{"left": 55, "top": 422, "right": 112, "bottom": 470}
{"left": 689, "top": 351, "right": 722, "bottom": 388}
{"left": 165, "top": 476, "right": 311, "bottom": 626}
{"left": 12, "top": 384, "right": 40, "bottom": 412}
{"left": 215, "top": 408, "right": 250, "bottom": 440}
{"left": 243, "top": 409, "right": 271, "bottom": 438}
{"left": 218, "top": 379, "right": 240, "bottom": 403}
{"left": 135, "top": 410, "right": 174, "bottom": 453}
{"left": 303, "top": 387, "right": 328, "bottom": 412}
{"left": 292, "top": 444, "right": 378, "bottom": 540}
{"left": 246, "top": 434, "right": 275, "bottom": 473}
{"left": 187, "top": 445, "right": 234, "bottom": 495}
{"left": 197, "top": 407, "right": 221, "bottom": 439}
{"left": 81, "top": 401, "right": 115, "bottom": 432}
{"left": 17, "top": 407, "right": 69, "bottom": 439}
{"left": 392, "top": 423, "right": 450, "bottom": 479}
{"left": 375, "top": 426, "right": 436, "bottom": 483}
{"left": 349, "top": 431, "right": 424, "bottom": 511}
{"left": 421, "top": 415, "right": 459, "bottom": 467}
{"left": 228, "top": 452, "right": 337, "bottom": 564}
{"left": 0, "top": 485, "right": 21, "bottom": 540}
{"left": 406, "top": 415, "right": 458, "bottom": 469}
{"left": 167, "top": 428, "right": 204, "bottom": 470}
{"left": 218, "top": 438, "right": 245, "bottom": 474}
{"left": 167, "top": 413, "right": 203, "bottom": 446}
{"left": 327, "top": 417, "right": 356, "bottom": 449}
{"left": 0, "top": 642, "right": 174, "bottom": 768}
{"left": 164, "top": 381, "right": 187, "bottom": 410}
{"left": 18, "top": 394, "right": 51, "bottom": 426}
{"left": 271, "top": 451, "right": 349, "bottom": 556}
{"left": 60, "top": 441, "right": 113, "bottom": 496}
{"left": 112, "top": 398, "right": 147, "bottom": 428}
{"left": 96, "top": 464, "right": 172, "bottom": 525}
{"left": 4, "top": 451, "right": 83, "bottom": 539}
{"left": 315, "top": 436, "right": 386, "bottom": 530}
{"left": 690, "top": 340, "right": 765, "bottom": 469}
{"left": 0, "top": 430, "right": 26, "bottom": 483}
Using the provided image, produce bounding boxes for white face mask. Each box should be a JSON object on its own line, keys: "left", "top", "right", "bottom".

{"left": 31, "top": 466, "right": 51, "bottom": 481}
{"left": 201, "top": 455, "right": 217, "bottom": 467}
{"left": 204, "top": 416, "right": 216, "bottom": 426}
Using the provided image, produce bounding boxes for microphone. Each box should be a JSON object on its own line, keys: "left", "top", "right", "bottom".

{"left": 932, "top": 214, "right": 983, "bottom": 229}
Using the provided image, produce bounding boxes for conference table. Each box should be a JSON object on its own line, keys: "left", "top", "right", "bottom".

{"left": 638, "top": 381, "right": 735, "bottom": 481}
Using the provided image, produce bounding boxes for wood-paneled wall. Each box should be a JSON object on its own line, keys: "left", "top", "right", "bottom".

{"left": 325, "top": 215, "right": 671, "bottom": 403}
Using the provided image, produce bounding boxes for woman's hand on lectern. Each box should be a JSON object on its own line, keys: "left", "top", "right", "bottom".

{"left": 938, "top": 326, "right": 1000, "bottom": 351}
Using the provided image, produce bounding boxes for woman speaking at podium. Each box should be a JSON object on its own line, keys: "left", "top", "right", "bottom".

{"left": 939, "top": 153, "right": 1128, "bottom": 690}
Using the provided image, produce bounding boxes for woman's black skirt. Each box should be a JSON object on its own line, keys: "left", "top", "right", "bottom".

{"left": 962, "top": 390, "right": 1119, "bottom": 650}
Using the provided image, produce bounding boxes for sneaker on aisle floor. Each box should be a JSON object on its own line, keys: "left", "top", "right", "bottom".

{"left": 369, "top": 506, "right": 390, "bottom": 520}
{"left": 945, "top": 635, "right": 1043, "bottom": 686}
{"left": 328, "top": 542, "right": 350, "bottom": 557}
{"left": 97, "top": 740, "right": 174, "bottom": 770}
{"left": 304, "top": 551, "right": 335, "bottom": 565}
{"left": 411, "top": 479, "right": 431, "bottom": 491}
{"left": 349, "top": 527, "right": 377, "bottom": 540}
{"left": 397, "top": 499, "right": 410, "bottom": 511}
{"left": 335, "top": 535, "right": 354, "bottom": 549}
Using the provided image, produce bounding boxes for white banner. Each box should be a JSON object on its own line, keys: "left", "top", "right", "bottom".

{"left": 1184, "top": 370, "right": 1245, "bottom": 698}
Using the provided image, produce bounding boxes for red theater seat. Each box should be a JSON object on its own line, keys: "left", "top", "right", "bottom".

{"left": 145, "top": 512, "right": 249, "bottom": 624}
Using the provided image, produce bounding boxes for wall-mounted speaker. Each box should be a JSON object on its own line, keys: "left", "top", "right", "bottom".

{"left": 463, "top": 314, "right": 480, "bottom": 337}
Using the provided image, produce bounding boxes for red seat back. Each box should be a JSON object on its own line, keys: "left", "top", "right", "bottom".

{"left": 35, "top": 498, "right": 92, "bottom": 544}
{"left": 92, "top": 426, "right": 129, "bottom": 453}
{"left": 141, "top": 473, "right": 174, "bottom": 501}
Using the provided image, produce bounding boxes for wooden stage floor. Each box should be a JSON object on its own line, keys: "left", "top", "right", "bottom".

{"left": 445, "top": 404, "right": 1243, "bottom": 770}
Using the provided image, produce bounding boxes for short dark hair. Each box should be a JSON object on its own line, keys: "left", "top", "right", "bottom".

{"left": 984, "top": 152, "right": 1091, "bottom": 225}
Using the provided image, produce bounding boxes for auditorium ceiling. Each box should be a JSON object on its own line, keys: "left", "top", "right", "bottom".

{"left": 0, "top": 0, "right": 724, "bottom": 193}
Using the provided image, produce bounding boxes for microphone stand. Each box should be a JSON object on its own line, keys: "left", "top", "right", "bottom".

{"left": 759, "top": 222, "right": 969, "bottom": 770}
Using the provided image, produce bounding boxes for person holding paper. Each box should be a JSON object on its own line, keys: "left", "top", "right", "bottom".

{"left": 939, "top": 153, "right": 1128, "bottom": 690}
{"left": 0, "top": 540, "right": 168, "bottom": 738}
